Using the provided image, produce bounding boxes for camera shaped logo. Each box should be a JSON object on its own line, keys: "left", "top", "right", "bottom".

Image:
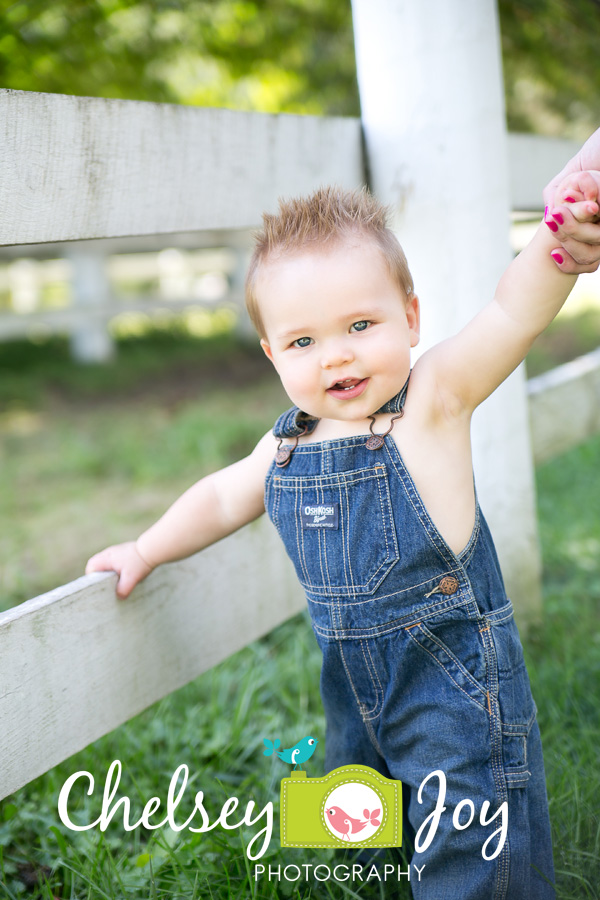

{"left": 280, "top": 764, "right": 402, "bottom": 849}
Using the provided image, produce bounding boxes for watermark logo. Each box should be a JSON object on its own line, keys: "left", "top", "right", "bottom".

{"left": 263, "top": 735, "right": 318, "bottom": 769}
{"left": 280, "top": 765, "right": 402, "bottom": 850}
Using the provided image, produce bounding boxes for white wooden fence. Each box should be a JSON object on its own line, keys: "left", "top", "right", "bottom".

{"left": 1, "top": 0, "right": 599, "bottom": 804}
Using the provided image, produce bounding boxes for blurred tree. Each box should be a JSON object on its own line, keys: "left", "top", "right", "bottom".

{"left": 0, "top": 0, "right": 359, "bottom": 115}
{"left": 0, "top": 0, "right": 598, "bottom": 134}
{"left": 498, "top": 0, "right": 600, "bottom": 139}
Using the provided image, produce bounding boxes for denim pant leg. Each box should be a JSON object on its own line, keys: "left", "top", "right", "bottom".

{"left": 318, "top": 636, "right": 390, "bottom": 776}
{"left": 319, "top": 624, "right": 555, "bottom": 900}
{"left": 383, "top": 624, "right": 554, "bottom": 900}
{"left": 504, "top": 718, "right": 555, "bottom": 899}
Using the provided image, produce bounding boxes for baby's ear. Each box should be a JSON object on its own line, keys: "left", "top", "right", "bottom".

{"left": 260, "top": 339, "right": 274, "bottom": 363}
{"left": 407, "top": 293, "right": 420, "bottom": 347}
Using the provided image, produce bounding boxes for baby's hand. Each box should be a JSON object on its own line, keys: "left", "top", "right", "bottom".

{"left": 545, "top": 170, "right": 600, "bottom": 273}
{"left": 85, "top": 541, "right": 154, "bottom": 599}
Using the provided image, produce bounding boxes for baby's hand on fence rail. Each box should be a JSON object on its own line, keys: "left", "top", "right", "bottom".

{"left": 85, "top": 541, "right": 154, "bottom": 599}
{"left": 544, "top": 158, "right": 600, "bottom": 273}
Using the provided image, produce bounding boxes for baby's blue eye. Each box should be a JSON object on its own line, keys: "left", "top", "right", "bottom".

{"left": 350, "top": 320, "right": 369, "bottom": 332}
{"left": 293, "top": 336, "right": 313, "bottom": 348}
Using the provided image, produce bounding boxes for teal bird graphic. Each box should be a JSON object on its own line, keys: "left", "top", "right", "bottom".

{"left": 263, "top": 736, "right": 318, "bottom": 769}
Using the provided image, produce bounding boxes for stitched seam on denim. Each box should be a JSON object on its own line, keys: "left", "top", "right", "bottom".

{"left": 287, "top": 470, "right": 394, "bottom": 593}
{"left": 336, "top": 642, "right": 385, "bottom": 752}
{"left": 383, "top": 443, "right": 461, "bottom": 569}
{"left": 457, "top": 508, "right": 481, "bottom": 567}
{"left": 296, "top": 482, "right": 311, "bottom": 587}
{"left": 318, "top": 483, "right": 332, "bottom": 591}
{"left": 309, "top": 597, "right": 472, "bottom": 640}
{"left": 269, "top": 477, "right": 282, "bottom": 529}
{"left": 363, "top": 715, "right": 385, "bottom": 758}
{"left": 348, "top": 641, "right": 379, "bottom": 719}
{"left": 412, "top": 623, "right": 488, "bottom": 698}
{"left": 379, "top": 466, "right": 399, "bottom": 579}
{"left": 487, "top": 608, "right": 515, "bottom": 627}
{"left": 479, "top": 627, "right": 510, "bottom": 900}
{"left": 505, "top": 771, "right": 531, "bottom": 786}
{"left": 302, "top": 571, "right": 463, "bottom": 601}
{"left": 384, "top": 440, "right": 481, "bottom": 572}
{"left": 275, "top": 468, "right": 389, "bottom": 486}
{"left": 341, "top": 476, "right": 356, "bottom": 593}
{"left": 360, "top": 641, "right": 384, "bottom": 720}
{"left": 338, "top": 639, "right": 368, "bottom": 718}
{"left": 405, "top": 628, "right": 487, "bottom": 713}
{"left": 501, "top": 706, "right": 537, "bottom": 733}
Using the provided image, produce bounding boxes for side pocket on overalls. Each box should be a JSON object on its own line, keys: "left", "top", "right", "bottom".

{"left": 491, "top": 606, "right": 537, "bottom": 787}
{"left": 404, "top": 609, "right": 490, "bottom": 713}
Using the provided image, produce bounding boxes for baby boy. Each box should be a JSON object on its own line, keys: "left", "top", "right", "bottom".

{"left": 87, "top": 164, "right": 600, "bottom": 899}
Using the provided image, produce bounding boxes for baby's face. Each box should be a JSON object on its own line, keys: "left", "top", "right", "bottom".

{"left": 258, "top": 238, "right": 420, "bottom": 422}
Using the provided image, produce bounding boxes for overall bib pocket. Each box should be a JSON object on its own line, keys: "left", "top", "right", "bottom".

{"left": 269, "top": 465, "right": 399, "bottom": 595}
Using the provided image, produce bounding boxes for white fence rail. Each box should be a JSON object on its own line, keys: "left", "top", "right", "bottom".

{"left": 0, "top": 90, "right": 363, "bottom": 245}
{"left": 0, "top": 518, "right": 304, "bottom": 800}
{"left": 528, "top": 347, "right": 600, "bottom": 463}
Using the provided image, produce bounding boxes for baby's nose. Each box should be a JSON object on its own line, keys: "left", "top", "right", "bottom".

{"left": 320, "top": 339, "right": 354, "bottom": 368}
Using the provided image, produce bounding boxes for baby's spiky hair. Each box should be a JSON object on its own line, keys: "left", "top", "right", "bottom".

{"left": 245, "top": 186, "right": 414, "bottom": 338}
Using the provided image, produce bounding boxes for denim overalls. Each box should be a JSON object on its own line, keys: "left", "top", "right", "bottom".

{"left": 264, "top": 382, "right": 555, "bottom": 900}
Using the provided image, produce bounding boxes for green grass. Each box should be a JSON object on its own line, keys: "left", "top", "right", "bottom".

{"left": 1, "top": 333, "right": 599, "bottom": 898}
{"left": 525, "top": 435, "right": 600, "bottom": 899}
{"left": 0, "top": 333, "right": 287, "bottom": 609}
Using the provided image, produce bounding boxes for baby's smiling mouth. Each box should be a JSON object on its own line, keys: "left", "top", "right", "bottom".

{"left": 329, "top": 377, "right": 362, "bottom": 390}
{"left": 326, "top": 377, "right": 368, "bottom": 396}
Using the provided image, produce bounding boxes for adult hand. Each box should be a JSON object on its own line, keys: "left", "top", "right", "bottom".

{"left": 543, "top": 127, "right": 600, "bottom": 273}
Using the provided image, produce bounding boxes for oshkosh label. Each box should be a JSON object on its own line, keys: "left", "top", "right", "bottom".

{"left": 301, "top": 503, "right": 339, "bottom": 529}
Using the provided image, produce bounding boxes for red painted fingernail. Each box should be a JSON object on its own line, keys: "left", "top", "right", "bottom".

{"left": 565, "top": 196, "right": 576, "bottom": 203}
{"left": 552, "top": 212, "right": 564, "bottom": 225}
{"left": 550, "top": 251, "right": 564, "bottom": 264}
{"left": 545, "top": 219, "right": 558, "bottom": 232}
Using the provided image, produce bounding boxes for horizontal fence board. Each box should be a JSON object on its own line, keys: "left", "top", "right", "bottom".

{"left": 508, "top": 133, "right": 581, "bottom": 211}
{"left": 0, "top": 517, "right": 305, "bottom": 800}
{"left": 0, "top": 90, "right": 364, "bottom": 246}
{"left": 528, "top": 347, "right": 600, "bottom": 463}
{"left": 0, "top": 89, "right": 582, "bottom": 247}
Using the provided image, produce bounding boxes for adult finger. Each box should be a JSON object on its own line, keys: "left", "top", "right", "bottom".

{"left": 549, "top": 246, "right": 600, "bottom": 274}
{"left": 546, "top": 204, "right": 600, "bottom": 243}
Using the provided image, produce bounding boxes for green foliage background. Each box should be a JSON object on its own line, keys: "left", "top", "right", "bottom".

{"left": 1, "top": 0, "right": 599, "bottom": 135}
{"left": 0, "top": 0, "right": 359, "bottom": 116}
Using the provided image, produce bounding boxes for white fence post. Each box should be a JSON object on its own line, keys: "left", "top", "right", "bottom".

{"left": 351, "top": 0, "right": 542, "bottom": 625}
{"left": 67, "top": 247, "right": 115, "bottom": 363}
{"left": 8, "top": 258, "right": 40, "bottom": 314}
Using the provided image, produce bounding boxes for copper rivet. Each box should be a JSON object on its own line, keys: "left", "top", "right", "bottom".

{"left": 366, "top": 435, "right": 385, "bottom": 450}
{"left": 439, "top": 576, "right": 459, "bottom": 595}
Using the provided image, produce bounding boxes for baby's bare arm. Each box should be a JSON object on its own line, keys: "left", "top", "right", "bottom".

{"left": 421, "top": 172, "right": 600, "bottom": 417}
{"left": 86, "top": 430, "right": 278, "bottom": 598}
